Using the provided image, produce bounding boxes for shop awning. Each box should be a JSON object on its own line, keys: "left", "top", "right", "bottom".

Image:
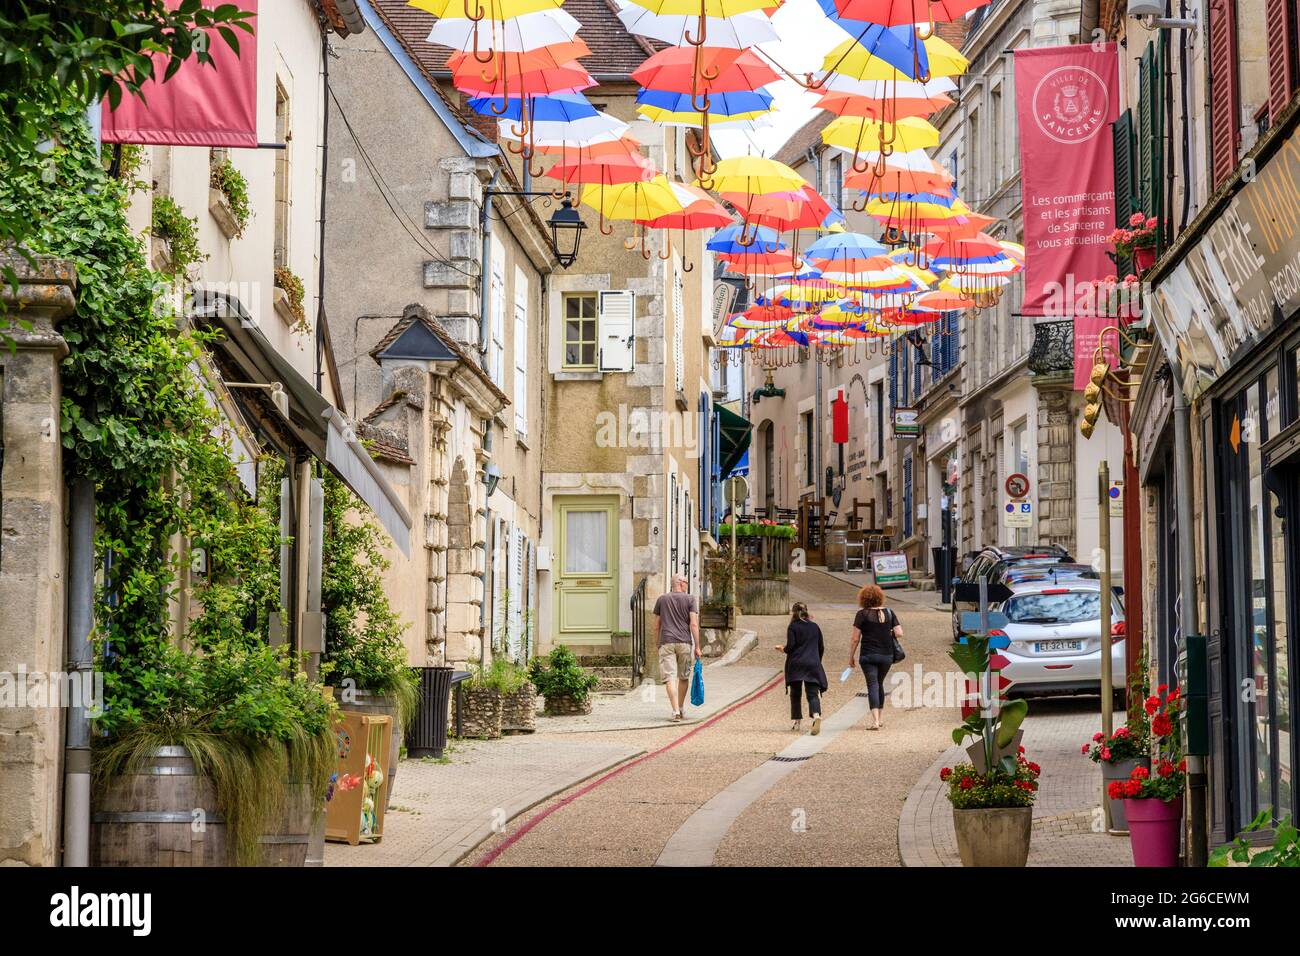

{"left": 717, "top": 404, "right": 753, "bottom": 480}
{"left": 192, "top": 293, "right": 412, "bottom": 557}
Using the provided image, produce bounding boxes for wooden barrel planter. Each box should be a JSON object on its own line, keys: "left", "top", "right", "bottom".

{"left": 91, "top": 745, "right": 228, "bottom": 867}
{"left": 259, "top": 781, "right": 316, "bottom": 867}
{"left": 334, "top": 687, "right": 401, "bottom": 807}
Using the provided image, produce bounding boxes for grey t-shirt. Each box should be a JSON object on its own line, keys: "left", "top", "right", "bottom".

{"left": 653, "top": 592, "right": 697, "bottom": 645}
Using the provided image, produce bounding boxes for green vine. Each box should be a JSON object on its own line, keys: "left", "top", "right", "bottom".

{"left": 0, "top": 100, "right": 332, "bottom": 863}
{"left": 209, "top": 155, "right": 251, "bottom": 237}
{"left": 274, "top": 265, "right": 307, "bottom": 331}
{"left": 151, "top": 193, "right": 204, "bottom": 275}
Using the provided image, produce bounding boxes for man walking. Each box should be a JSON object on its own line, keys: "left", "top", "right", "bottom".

{"left": 652, "top": 574, "right": 700, "bottom": 722}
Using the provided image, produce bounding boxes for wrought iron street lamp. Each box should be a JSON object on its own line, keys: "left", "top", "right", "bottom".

{"left": 483, "top": 188, "right": 585, "bottom": 268}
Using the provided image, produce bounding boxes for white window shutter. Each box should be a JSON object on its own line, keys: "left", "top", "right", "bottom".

{"left": 672, "top": 268, "right": 684, "bottom": 393}
{"left": 491, "top": 238, "right": 505, "bottom": 387}
{"left": 598, "top": 290, "right": 635, "bottom": 372}
{"left": 513, "top": 268, "right": 528, "bottom": 436}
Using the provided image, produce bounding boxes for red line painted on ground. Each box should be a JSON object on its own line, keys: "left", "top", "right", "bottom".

{"left": 474, "top": 673, "right": 785, "bottom": 867}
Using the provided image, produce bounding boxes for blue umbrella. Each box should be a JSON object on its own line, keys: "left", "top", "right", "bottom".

{"left": 804, "top": 232, "right": 889, "bottom": 261}
{"left": 815, "top": 0, "right": 930, "bottom": 79}
{"left": 465, "top": 93, "right": 598, "bottom": 122}
{"left": 636, "top": 88, "right": 775, "bottom": 117}
{"left": 707, "top": 223, "right": 784, "bottom": 256}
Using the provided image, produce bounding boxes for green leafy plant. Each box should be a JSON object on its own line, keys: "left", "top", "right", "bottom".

{"left": 528, "top": 646, "right": 598, "bottom": 704}
{"left": 1081, "top": 651, "right": 1151, "bottom": 763}
{"left": 1106, "top": 685, "right": 1186, "bottom": 803}
{"left": 209, "top": 155, "right": 250, "bottom": 237}
{"left": 467, "top": 657, "right": 530, "bottom": 696}
{"left": 4, "top": 100, "right": 332, "bottom": 865}
{"left": 716, "top": 522, "right": 796, "bottom": 539}
{"left": 940, "top": 752, "right": 1041, "bottom": 810}
{"left": 703, "top": 544, "right": 757, "bottom": 607}
{"left": 1210, "top": 809, "right": 1300, "bottom": 867}
{"left": 274, "top": 265, "right": 307, "bottom": 331}
{"left": 0, "top": 0, "right": 253, "bottom": 315}
{"left": 151, "top": 193, "right": 204, "bottom": 274}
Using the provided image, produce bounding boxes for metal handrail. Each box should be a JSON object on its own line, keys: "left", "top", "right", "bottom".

{"left": 630, "top": 576, "right": 648, "bottom": 686}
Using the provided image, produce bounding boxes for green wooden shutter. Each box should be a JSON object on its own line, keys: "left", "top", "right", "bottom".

{"left": 1112, "top": 109, "right": 1136, "bottom": 274}
{"left": 1137, "top": 38, "right": 1168, "bottom": 233}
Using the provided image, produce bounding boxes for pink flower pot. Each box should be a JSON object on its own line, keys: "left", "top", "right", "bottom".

{"left": 1133, "top": 246, "right": 1156, "bottom": 271}
{"left": 1124, "top": 796, "right": 1183, "bottom": 867}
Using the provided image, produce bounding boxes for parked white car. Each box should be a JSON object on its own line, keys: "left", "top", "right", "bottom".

{"left": 991, "top": 580, "right": 1126, "bottom": 699}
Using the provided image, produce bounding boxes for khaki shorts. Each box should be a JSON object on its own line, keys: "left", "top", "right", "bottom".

{"left": 658, "top": 642, "right": 694, "bottom": 682}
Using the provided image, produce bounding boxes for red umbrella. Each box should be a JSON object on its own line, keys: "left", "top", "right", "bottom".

{"left": 452, "top": 63, "right": 594, "bottom": 99}
{"left": 830, "top": 0, "right": 990, "bottom": 26}
{"left": 724, "top": 185, "right": 838, "bottom": 232}
{"left": 543, "top": 147, "right": 657, "bottom": 185}
{"left": 632, "top": 47, "right": 779, "bottom": 98}
{"left": 445, "top": 40, "right": 591, "bottom": 77}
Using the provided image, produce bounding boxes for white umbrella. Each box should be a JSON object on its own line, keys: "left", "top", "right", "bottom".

{"left": 499, "top": 113, "right": 630, "bottom": 146}
{"left": 616, "top": 5, "right": 779, "bottom": 48}
{"left": 818, "top": 74, "right": 958, "bottom": 98}
{"left": 425, "top": 8, "right": 582, "bottom": 52}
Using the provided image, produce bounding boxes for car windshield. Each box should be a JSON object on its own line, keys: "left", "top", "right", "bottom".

{"left": 1005, "top": 591, "right": 1101, "bottom": 625}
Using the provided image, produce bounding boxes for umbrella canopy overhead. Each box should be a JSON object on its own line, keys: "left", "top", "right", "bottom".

{"left": 632, "top": 47, "right": 781, "bottom": 95}
{"left": 425, "top": 7, "right": 582, "bottom": 50}
{"left": 410, "top": 0, "right": 565, "bottom": 19}
{"left": 580, "top": 175, "right": 684, "bottom": 221}
{"left": 617, "top": 5, "right": 781, "bottom": 47}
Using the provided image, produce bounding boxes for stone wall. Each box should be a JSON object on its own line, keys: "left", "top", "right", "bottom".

{"left": 1034, "top": 384, "right": 1077, "bottom": 554}
{"left": 0, "top": 255, "right": 77, "bottom": 866}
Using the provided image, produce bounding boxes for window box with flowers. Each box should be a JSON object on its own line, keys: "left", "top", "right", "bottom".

{"left": 1109, "top": 213, "right": 1160, "bottom": 273}
{"left": 1081, "top": 656, "right": 1152, "bottom": 832}
{"left": 1107, "top": 685, "right": 1186, "bottom": 867}
{"left": 1097, "top": 273, "right": 1144, "bottom": 323}
{"left": 209, "top": 156, "right": 251, "bottom": 240}
{"left": 274, "top": 266, "right": 308, "bottom": 332}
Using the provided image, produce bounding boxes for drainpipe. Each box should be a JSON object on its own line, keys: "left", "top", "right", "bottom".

{"left": 806, "top": 146, "right": 825, "bottom": 514}
{"left": 479, "top": 170, "right": 501, "bottom": 369}
{"left": 1172, "top": 378, "right": 1207, "bottom": 867}
{"left": 62, "top": 477, "right": 95, "bottom": 866}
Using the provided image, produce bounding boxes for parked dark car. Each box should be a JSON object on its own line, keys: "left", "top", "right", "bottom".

{"left": 950, "top": 544, "right": 1074, "bottom": 637}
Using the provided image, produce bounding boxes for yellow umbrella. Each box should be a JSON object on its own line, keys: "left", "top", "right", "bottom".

{"left": 636, "top": 105, "right": 774, "bottom": 126}
{"left": 823, "top": 34, "right": 968, "bottom": 81}
{"left": 700, "top": 156, "right": 807, "bottom": 195}
{"left": 822, "top": 115, "right": 939, "bottom": 154}
{"left": 580, "top": 175, "right": 683, "bottom": 221}
{"left": 409, "top": 0, "right": 564, "bottom": 19}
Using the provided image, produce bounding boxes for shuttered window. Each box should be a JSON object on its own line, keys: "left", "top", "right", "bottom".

{"left": 513, "top": 267, "right": 528, "bottom": 437}
{"left": 490, "top": 237, "right": 506, "bottom": 386}
{"left": 672, "top": 266, "right": 685, "bottom": 393}
{"left": 888, "top": 338, "right": 900, "bottom": 411}
{"left": 1209, "top": 0, "right": 1241, "bottom": 188}
{"left": 1267, "top": 0, "right": 1298, "bottom": 123}
{"left": 1137, "top": 37, "right": 1167, "bottom": 232}
{"left": 598, "top": 290, "right": 635, "bottom": 372}
{"left": 1112, "top": 110, "right": 1137, "bottom": 274}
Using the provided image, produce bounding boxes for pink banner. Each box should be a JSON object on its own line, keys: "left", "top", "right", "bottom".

{"left": 102, "top": 1, "right": 258, "bottom": 148}
{"left": 1014, "top": 44, "right": 1119, "bottom": 320}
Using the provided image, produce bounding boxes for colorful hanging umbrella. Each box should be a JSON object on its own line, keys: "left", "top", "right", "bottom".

{"left": 822, "top": 33, "right": 968, "bottom": 81}
{"left": 542, "top": 149, "right": 657, "bottom": 185}
{"left": 621, "top": 0, "right": 775, "bottom": 19}
{"left": 821, "top": 115, "right": 940, "bottom": 156}
{"left": 466, "top": 92, "right": 597, "bottom": 121}
{"left": 827, "top": 0, "right": 991, "bottom": 26}
{"left": 632, "top": 47, "right": 780, "bottom": 95}
{"left": 642, "top": 183, "right": 733, "bottom": 230}
{"left": 498, "top": 113, "right": 629, "bottom": 146}
{"left": 617, "top": 6, "right": 781, "bottom": 47}
{"left": 452, "top": 63, "right": 594, "bottom": 99}
{"left": 635, "top": 88, "right": 775, "bottom": 124}
{"left": 815, "top": 88, "right": 953, "bottom": 120}
{"left": 425, "top": 8, "right": 582, "bottom": 51}
{"left": 702, "top": 156, "right": 806, "bottom": 196}
{"left": 708, "top": 222, "right": 784, "bottom": 255}
{"left": 580, "top": 175, "right": 684, "bottom": 222}
{"left": 410, "top": 0, "right": 565, "bottom": 18}
{"left": 446, "top": 41, "right": 592, "bottom": 77}
{"left": 726, "top": 185, "right": 840, "bottom": 232}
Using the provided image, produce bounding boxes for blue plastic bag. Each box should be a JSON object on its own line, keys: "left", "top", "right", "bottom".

{"left": 690, "top": 658, "right": 705, "bottom": 706}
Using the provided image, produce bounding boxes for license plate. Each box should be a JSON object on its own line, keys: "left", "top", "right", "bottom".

{"left": 1035, "top": 639, "right": 1082, "bottom": 653}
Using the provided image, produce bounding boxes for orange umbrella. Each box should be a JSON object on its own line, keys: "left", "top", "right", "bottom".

{"left": 815, "top": 89, "right": 952, "bottom": 120}
{"left": 445, "top": 40, "right": 591, "bottom": 76}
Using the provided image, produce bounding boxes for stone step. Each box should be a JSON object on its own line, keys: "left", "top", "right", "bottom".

{"left": 575, "top": 654, "right": 633, "bottom": 667}
{"left": 593, "top": 676, "right": 634, "bottom": 692}
{"left": 582, "top": 665, "right": 634, "bottom": 678}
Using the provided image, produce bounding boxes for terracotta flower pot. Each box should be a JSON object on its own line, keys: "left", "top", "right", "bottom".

{"left": 1125, "top": 796, "right": 1183, "bottom": 867}
{"left": 952, "top": 806, "right": 1032, "bottom": 867}
{"left": 1101, "top": 756, "right": 1150, "bottom": 832}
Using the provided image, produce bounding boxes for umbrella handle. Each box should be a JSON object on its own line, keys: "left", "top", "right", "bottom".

{"left": 851, "top": 191, "right": 868, "bottom": 213}
{"left": 471, "top": 22, "right": 495, "bottom": 64}
{"left": 658, "top": 232, "right": 672, "bottom": 261}
{"left": 684, "top": 1, "right": 708, "bottom": 45}
{"left": 690, "top": 90, "right": 712, "bottom": 114}
{"left": 680, "top": 226, "right": 693, "bottom": 271}
{"left": 464, "top": 0, "right": 486, "bottom": 22}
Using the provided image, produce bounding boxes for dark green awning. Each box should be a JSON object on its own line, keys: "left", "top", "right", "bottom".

{"left": 717, "top": 404, "right": 752, "bottom": 479}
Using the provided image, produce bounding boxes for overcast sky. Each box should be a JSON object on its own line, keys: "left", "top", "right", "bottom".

{"left": 709, "top": 0, "right": 848, "bottom": 158}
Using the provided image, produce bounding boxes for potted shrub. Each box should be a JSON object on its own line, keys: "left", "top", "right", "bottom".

{"left": 495, "top": 660, "right": 537, "bottom": 734}
{"left": 208, "top": 155, "right": 251, "bottom": 239}
{"left": 1108, "top": 685, "right": 1186, "bottom": 867}
{"left": 528, "top": 646, "right": 599, "bottom": 716}
{"left": 1210, "top": 809, "right": 1300, "bottom": 867}
{"left": 458, "top": 659, "right": 513, "bottom": 738}
{"left": 943, "top": 626, "right": 1035, "bottom": 866}
{"left": 1081, "top": 656, "right": 1151, "bottom": 832}
{"left": 941, "top": 749, "right": 1041, "bottom": 867}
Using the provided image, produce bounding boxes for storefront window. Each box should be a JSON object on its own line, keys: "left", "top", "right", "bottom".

{"left": 1270, "top": 486, "right": 1292, "bottom": 817}
{"left": 1245, "top": 383, "right": 1271, "bottom": 816}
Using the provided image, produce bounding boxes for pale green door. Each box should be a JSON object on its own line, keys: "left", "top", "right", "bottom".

{"left": 555, "top": 497, "right": 618, "bottom": 646}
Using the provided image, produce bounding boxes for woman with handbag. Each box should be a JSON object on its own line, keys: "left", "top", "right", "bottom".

{"left": 775, "top": 602, "right": 828, "bottom": 735}
{"left": 847, "top": 584, "right": 904, "bottom": 730}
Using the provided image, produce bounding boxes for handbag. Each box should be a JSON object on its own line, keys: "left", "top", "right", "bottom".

{"left": 690, "top": 657, "right": 705, "bottom": 706}
{"left": 889, "top": 609, "right": 906, "bottom": 663}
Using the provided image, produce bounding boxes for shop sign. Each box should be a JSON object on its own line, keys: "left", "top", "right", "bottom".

{"left": 871, "top": 550, "right": 910, "bottom": 587}
{"left": 1147, "top": 126, "right": 1300, "bottom": 396}
{"left": 893, "top": 408, "right": 920, "bottom": 436}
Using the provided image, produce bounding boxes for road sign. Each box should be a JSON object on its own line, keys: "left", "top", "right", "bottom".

{"left": 953, "top": 581, "right": 1014, "bottom": 604}
{"left": 1005, "top": 472, "right": 1030, "bottom": 499}
{"left": 960, "top": 611, "right": 1009, "bottom": 633}
{"left": 1003, "top": 499, "right": 1032, "bottom": 528}
{"left": 724, "top": 475, "right": 749, "bottom": 507}
{"left": 1108, "top": 478, "right": 1123, "bottom": 517}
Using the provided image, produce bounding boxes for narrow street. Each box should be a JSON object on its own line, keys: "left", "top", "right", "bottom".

{"left": 463, "top": 572, "right": 958, "bottom": 866}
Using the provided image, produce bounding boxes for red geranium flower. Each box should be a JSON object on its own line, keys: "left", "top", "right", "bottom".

{"left": 1130, "top": 765, "right": 1150, "bottom": 780}
{"left": 1081, "top": 743, "right": 1091, "bottom": 754}
{"left": 1145, "top": 695, "right": 1160, "bottom": 715}
{"left": 959, "top": 776, "right": 974, "bottom": 790}
{"left": 1113, "top": 726, "right": 1130, "bottom": 737}
{"left": 1093, "top": 731, "right": 1105, "bottom": 742}
{"left": 1152, "top": 713, "right": 1172, "bottom": 737}
{"left": 1028, "top": 762, "right": 1041, "bottom": 775}
{"left": 1100, "top": 747, "right": 1112, "bottom": 761}
{"left": 940, "top": 767, "right": 952, "bottom": 781}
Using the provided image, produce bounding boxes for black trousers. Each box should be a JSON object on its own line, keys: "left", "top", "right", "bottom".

{"left": 789, "top": 681, "right": 821, "bottom": 720}
{"left": 860, "top": 654, "right": 893, "bottom": 709}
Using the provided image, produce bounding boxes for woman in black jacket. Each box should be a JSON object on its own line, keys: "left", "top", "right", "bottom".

{"left": 776, "top": 602, "right": 828, "bottom": 735}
